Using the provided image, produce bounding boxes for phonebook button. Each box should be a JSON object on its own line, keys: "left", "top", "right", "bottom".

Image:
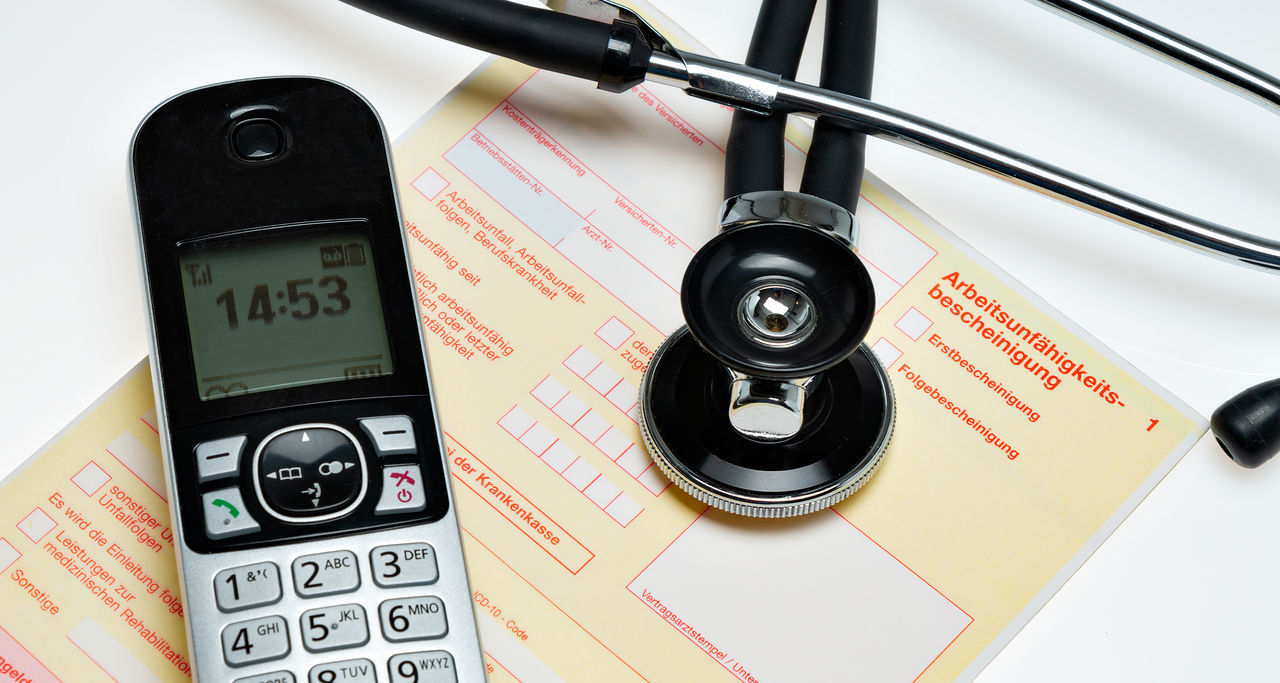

{"left": 202, "top": 488, "right": 260, "bottom": 540}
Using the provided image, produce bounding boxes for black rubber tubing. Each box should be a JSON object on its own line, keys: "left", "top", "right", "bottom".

{"left": 724, "top": 0, "right": 818, "bottom": 200}
{"left": 799, "top": 0, "right": 878, "bottom": 211}
{"left": 339, "top": 0, "right": 617, "bottom": 84}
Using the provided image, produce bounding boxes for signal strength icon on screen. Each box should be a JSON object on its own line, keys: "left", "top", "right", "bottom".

{"left": 185, "top": 263, "right": 211, "bottom": 287}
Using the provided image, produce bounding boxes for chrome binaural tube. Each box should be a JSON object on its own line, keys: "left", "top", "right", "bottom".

{"left": 1028, "top": 0, "right": 1280, "bottom": 116}
{"left": 646, "top": 50, "right": 1280, "bottom": 273}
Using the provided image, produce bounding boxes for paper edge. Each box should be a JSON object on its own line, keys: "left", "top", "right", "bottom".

{"left": 0, "top": 357, "right": 150, "bottom": 490}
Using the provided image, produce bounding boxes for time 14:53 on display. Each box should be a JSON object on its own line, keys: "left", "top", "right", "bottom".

{"left": 215, "top": 276, "right": 351, "bottom": 330}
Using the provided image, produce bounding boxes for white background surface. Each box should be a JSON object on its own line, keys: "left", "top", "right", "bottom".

{"left": 2, "top": 0, "right": 1278, "bottom": 680}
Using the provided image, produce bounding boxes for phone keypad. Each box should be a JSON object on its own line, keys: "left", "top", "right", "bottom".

{"left": 203, "top": 488, "right": 262, "bottom": 539}
{"left": 213, "top": 547, "right": 459, "bottom": 678}
{"left": 370, "top": 543, "right": 439, "bottom": 588}
{"left": 222, "top": 615, "right": 290, "bottom": 667}
{"left": 300, "top": 604, "right": 370, "bottom": 652}
{"left": 215, "top": 562, "right": 282, "bottom": 612}
{"left": 292, "top": 551, "right": 360, "bottom": 598}
{"left": 388, "top": 651, "right": 456, "bottom": 683}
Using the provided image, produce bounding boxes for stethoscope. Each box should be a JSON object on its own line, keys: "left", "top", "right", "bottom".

{"left": 341, "top": 0, "right": 1280, "bottom": 516}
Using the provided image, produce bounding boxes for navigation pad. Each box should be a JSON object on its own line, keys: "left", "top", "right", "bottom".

{"left": 256, "top": 425, "right": 366, "bottom": 521}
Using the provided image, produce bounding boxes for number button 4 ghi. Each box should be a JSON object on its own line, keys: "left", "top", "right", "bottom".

{"left": 222, "top": 615, "right": 290, "bottom": 667}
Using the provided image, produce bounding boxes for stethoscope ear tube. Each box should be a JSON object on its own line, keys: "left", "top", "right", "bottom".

{"left": 338, "top": 0, "right": 651, "bottom": 92}
{"left": 1211, "top": 379, "right": 1280, "bottom": 468}
{"left": 798, "top": 0, "right": 878, "bottom": 210}
{"left": 722, "top": 0, "right": 816, "bottom": 200}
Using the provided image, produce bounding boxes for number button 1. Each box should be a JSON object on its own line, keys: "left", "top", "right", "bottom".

{"left": 221, "top": 615, "right": 289, "bottom": 667}
{"left": 292, "top": 550, "right": 360, "bottom": 598}
{"left": 214, "top": 562, "right": 281, "bottom": 612}
{"left": 379, "top": 596, "right": 448, "bottom": 642}
{"left": 371, "top": 543, "right": 439, "bottom": 588}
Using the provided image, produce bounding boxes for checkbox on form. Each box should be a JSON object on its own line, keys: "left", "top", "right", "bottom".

{"left": 564, "top": 346, "right": 601, "bottom": 377}
{"left": 0, "top": 538, "right": 20, "bottom": 572}
{"left": 72, "top": 461, "right": 112, "bottom": 496}
{"left": 596, "top": 317, "right": 634, "bottom": 349}
{"left": 17, "top": 508, "right": 56, "bottom": 544}
{"left": 411, "top": 167, "right": 449, "bottom": 201}
{"left": 871, "top": 338, "right": 903, "bottom": 367}
{"left": 895, "top": 307, "right": 933, "bottom": 340}
{"left": 498, "top": 406, "right": 536, "bottom": 437}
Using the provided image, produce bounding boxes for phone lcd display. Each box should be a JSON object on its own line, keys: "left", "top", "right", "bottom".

{"left": 177, "top": 222, "right": 393, "bottom": 401}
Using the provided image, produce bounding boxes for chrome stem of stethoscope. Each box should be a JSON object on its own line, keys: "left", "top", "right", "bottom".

{"left": 1028, "top": 0, "right": 1280, "bottom": 115}
{"left": 647, "top": 50, "right": 1280, "bottom": 273}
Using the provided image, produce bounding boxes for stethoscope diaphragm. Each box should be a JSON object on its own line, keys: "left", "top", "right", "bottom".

{"left": 639, "top": 327, "right": 894, "bottom": 517}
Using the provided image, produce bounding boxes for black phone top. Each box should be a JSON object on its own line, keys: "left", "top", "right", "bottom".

{"left": 132, "top": 77, "right": 449, "bottom": 553}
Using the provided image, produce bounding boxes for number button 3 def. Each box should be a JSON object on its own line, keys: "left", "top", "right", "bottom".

{"left": 371, "top": 543, "right": 438, "bottom": 588}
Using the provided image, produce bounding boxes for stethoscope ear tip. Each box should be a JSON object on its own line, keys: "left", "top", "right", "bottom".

{"left": 1210, "top": 378, "right": 1280, "bottom": 469}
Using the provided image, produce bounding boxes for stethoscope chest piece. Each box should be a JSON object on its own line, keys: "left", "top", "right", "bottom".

{"left": 639, "top": 192, "right": 896, "bottom": 517}
{"left": 640, "top": 328, "right": 894, "bottom": 517}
